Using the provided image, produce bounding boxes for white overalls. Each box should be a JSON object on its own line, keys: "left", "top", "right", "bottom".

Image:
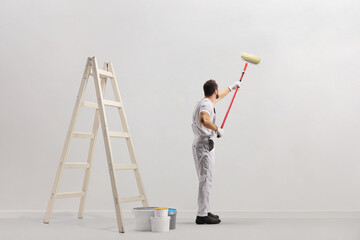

{"left": 191, "top": 98, "right": 216, "bottom": 217}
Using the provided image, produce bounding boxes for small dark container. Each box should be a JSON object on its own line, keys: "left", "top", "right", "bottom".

{"left": 168, "top": 208, "right": 177, "bottom": 230}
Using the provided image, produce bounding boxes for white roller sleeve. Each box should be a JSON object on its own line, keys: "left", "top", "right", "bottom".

{"left": 241, "top": 52, "right": 261, "bottom": 64}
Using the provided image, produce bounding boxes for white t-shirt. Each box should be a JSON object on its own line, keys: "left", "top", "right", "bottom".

{"left": 192, "top": 98, "right": 216, "bottom": 138}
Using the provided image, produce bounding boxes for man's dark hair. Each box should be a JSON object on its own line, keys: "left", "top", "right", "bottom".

{"left": 203, "top": 79, "right": 218, "bottom": 97}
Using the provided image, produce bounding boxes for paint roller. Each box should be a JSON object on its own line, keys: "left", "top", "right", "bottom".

{"left": 240, "top": 52, "right": 261, "bottom": 64}
{"left": 218, "top": 52, "right": 261, "bottom": 134}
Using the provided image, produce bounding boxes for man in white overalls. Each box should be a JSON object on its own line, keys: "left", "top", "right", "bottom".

{"left": 192, "top": 79, "right": 241, "bottom": 224}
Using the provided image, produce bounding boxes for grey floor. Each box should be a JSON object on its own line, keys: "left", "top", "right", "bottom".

{"left": 1, "top": 213, "right": 360, "bottom": 240}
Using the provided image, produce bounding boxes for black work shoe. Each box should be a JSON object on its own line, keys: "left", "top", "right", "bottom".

{"left": 208, "top": 212, "right": 219, "bottom": 218}
{"left": 196, "top": 215, "right": 221, "bottom": 224}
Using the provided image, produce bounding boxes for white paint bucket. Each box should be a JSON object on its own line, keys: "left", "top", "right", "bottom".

{"left": 150, "top": 216, "right": 170, "bottom": 232}
{"left": 154, "top": 208, "right": 169, "bottom": 217}
{"left": 133, "top": 207, "right": 157, "bottom": 231}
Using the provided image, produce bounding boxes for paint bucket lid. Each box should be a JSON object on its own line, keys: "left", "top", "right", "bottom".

{"left": 133, "top": 207, "right": 157, "bottom": 211}
{"left": 168, "top": 208, "right": 177, "bottom": 213}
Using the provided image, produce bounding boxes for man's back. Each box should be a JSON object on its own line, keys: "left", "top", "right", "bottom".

{"left": 192, "top": 98, "right": 216, "bottom": 138}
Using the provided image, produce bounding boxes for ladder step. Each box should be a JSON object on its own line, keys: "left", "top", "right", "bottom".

{"left": 119, "top": 195, "right": 145, "bottom": 204}
{"left": 103, "top": 99, "right": 122, "bottom": 108}
{"left": 114, "top": 164, "right": 137, "bottom": 170}
{"left": 72, "top": 132, "right": 95, "bottom": 138}
{"left": 81, "top": 100, "right": 122, "bottom": 108}
{"left": 64, "top": 163, "right": 90, "bottom": 168}
{"left": 108, "top": 131, "right": 130, "bottom": 138}
{"left": 81, "top": 101, "right": 98, "bottom": 109}
{"left": 56, "top": 191, "right": 85, "bottom": 199}
{"left": 98, "top": 69, "right": 113, "bottom": 78}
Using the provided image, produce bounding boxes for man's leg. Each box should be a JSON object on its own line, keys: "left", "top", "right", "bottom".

{"left": 193, "top": 144, "right": 219, "bottom": 224}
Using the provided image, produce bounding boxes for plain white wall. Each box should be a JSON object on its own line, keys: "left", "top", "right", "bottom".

{"left": 1, "top": 0, "right": 360, "bottom": 212}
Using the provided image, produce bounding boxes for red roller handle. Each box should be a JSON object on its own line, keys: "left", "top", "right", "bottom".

{"left": 220, "top": 62, "right": 248, "bottom": 129}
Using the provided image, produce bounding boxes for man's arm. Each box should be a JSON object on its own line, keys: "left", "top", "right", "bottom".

{"left": 214, "top": 81, "right": 241, "bottom": 104}
{"left": 200, "top": 112, "right": 218, "bottom": 131}
{"left": 214, "top": 88, "right": 230, "bottom": 104}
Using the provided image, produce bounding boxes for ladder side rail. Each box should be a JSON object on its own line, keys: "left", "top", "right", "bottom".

{"left": 92, "top": 58, "right": 125, "bottom": 233}
{"left": 44, "top": 58, "right": 92, "bottom": 223}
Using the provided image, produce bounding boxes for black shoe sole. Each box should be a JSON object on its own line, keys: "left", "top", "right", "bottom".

{"left": 195, "top": 219, "right": 221, "bottom": 224}
{"left": 196, "top": 222, "right": 221, "bottom": 224}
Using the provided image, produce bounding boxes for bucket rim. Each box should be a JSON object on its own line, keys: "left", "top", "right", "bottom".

{"left": 154, "top": 208, "right": 168, "bottom": 210}
{"left": 133, "top": 207, "right": 158, "bottom": 211}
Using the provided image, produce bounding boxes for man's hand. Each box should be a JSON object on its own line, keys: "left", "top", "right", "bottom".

{"left": 229, "top": 81, "right": 241, "bottom": 91}
{"left": 216, "top": 127, "right": 224, "bottom": 138}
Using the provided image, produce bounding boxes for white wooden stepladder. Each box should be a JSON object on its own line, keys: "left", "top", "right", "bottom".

{"left": 43, "top": 57, "right": 148, "bottom": 233}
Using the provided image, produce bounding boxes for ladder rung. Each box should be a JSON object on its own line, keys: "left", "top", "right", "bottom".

{"left": 81, "top": 101, "right": 98, "bottom": 109}
{"left": 72, "top": 132, "right": 95, "bottom": 138}
{"left": 64, "top": 163, "right": 90, "bottom": 168}
{"left": 56, "top": 191, "right": 85, "bottom": 199}
{"left": 103, "top": 99, "right": 122, "bottom": 108}
{"left": 114, "top": 164, "right": 137, "bottom": 170}
{"left": 119, "top": 195, "right": 145, "bottom": 204}
{"left": 108, "top": 131, "right": 130, "bottom": 138}
{"left": 98, "top": 69, "right": 113, "bottom": 78}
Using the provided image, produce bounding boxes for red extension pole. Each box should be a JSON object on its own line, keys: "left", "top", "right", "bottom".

{"left": 220, "top": 62, "right": 248, "bottom": 129}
